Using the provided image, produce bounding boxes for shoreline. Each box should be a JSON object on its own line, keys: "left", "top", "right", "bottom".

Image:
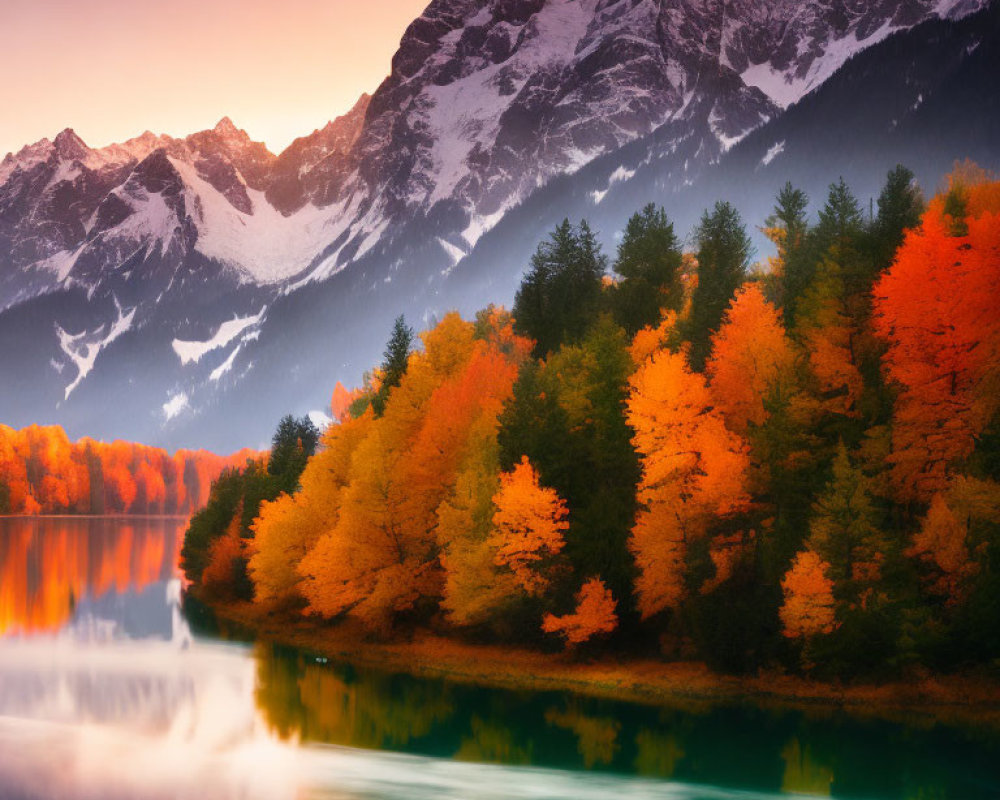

{"left": 207, "top": 599, "right": 1000, "bottom": 726}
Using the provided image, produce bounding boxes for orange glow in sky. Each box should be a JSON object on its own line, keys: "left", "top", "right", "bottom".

{"left": 0, "top": 0, "right": 430, "bottom": 157}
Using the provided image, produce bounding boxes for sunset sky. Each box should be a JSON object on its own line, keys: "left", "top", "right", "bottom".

{"left": 0, "top": 0, "right": 429, "bottom": 158}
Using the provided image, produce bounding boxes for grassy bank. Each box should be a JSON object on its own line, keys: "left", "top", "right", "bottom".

{"left": 205, "top": 597, "right": 1000, "bottom": 727}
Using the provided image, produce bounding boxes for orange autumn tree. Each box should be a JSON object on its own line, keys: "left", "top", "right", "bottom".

{"left": 626, "top": 349, "right": 751, "bottom": 617}
{"left": 874, "top": 185, "right": 1000, "bottom": 501}
{"left": 330, "top": 381, "right": 360, "bottom": 423}
{"left": 432, "top": 320, "right": 532, "bottom": 627}
{"left": 907, "top": 477, "right": 999, "bottom": 605}
{"left": 16, "top": 425, "right": 90, "bottom": 513}
{"left": 542, "top": 577, "right": 618, "bottom": 647}
{"left": 298, "top": 313, "right": 528, "bottom": 633}
{"left": 779, "top": 549, "right": 838, "bottom": 639}
{"left": 909, "top": 494, "right": 975, "bottom": 605}
{"left": 629, "top": 312, "right": 680, "bottom": 366}
{"left": 0, "top": 424, "right": 246, "bottom": 515}
{"left": 0, "top": 426, "right": 33, "bottom": 513}
{"left": 201, "top": 503, "right": 246, "bottom": 598}
{"left": 405, "top": 346, "right": 520, "bottom": 543}
{"left": 489, "top": 455, "right": 569, "bottom": 596}
{"left": 706, "top": 284, "right": 796, "bottom": 433}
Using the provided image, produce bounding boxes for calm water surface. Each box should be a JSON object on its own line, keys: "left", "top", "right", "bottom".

{"left": 0, "top": 516, "right": 998, "bottom": 800}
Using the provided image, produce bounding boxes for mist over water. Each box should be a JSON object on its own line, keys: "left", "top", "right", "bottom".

{"left": 0, "top": 517, "right": 998, "bottom": 799}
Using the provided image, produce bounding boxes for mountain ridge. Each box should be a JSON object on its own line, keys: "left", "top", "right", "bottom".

{"left": 0, "top": 0, "right": 995, "bottom": 450}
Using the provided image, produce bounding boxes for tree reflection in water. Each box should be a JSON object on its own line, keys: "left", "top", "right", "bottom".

{"left": 0, "top": 516, "right": 182, "bottom": 636}
{"left": 251, "top": 642, "right": 1000, "bottom": 799}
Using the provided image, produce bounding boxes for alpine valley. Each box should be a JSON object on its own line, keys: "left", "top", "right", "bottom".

{"left": 1, "top": 0, "right": 997, "bottom": 450}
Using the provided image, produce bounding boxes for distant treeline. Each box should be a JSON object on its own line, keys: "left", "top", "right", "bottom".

{"left": 0, "top": 424, "right": 258, "bottom": 515}
{"left": 184, "top": 161, "right": 1000, "bottom": 680}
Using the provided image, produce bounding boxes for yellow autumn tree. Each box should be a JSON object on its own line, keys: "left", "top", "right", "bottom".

{"left": 626, "top": 349, "right": 751, "bottom": 617}
{"left": 250, "top": 412, "right": 371, "bottom": 605}
{"left": 792, "top": 253, "right": 865, "bottom": 423}
{"left": 299, "top": 313, "right": 502, "bottom": 633}
{"left": 489, "top": 455, "right": 569, "bottom": 596}
{"left": 437, "top": 418, "right": 521, "bottom": 627}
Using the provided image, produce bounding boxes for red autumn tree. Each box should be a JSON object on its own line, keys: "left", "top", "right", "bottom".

{"left": 873, "top": 194, "right": 1000, "bottom": 501}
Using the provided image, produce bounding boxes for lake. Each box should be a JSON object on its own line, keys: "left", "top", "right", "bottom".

{"left": 0, "top": 516, "right": 997, "bottom": 799}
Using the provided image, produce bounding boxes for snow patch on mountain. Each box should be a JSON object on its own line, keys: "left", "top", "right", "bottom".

{"left": 34, "top": 246, "right": 85, "bottom": 282}
{"left": 169, "top": 160, "right": 338, "bottom": 284}
{"left": 162, "top": 392, "right": 190, "bottom": 421}
{"left": 209, "top": 345, "right": 242, "bottom": 382}
{"left": 761, "top": 141, "right": 786, "bottom": 167}
{"left": 104, "top": 184, "right": 180, "bottom": 259}
{"left": 56, "top": 303, "right": 136, "bottom": 400}
{"left": 742, "top": 20, "right": 900, "bottom": 109}
{"left": 461, "top": 208, "right": 508, "bottom": 249}
{"left": 172, "top": 307, "right": 266, "bottom": 365}
{"left": 437, "top": 238, "right": 467, "bottom": 269}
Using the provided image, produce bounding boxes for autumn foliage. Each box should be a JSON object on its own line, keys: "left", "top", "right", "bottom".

{"left": 180, "top": 166, "right": 1000, "bottom": 676}
{"left": 874, "top": 196, "right": 1000, "bottom": 501}
{"left": 542, "top": 577, "right": 618, "bottom": 646}
{"left": 627, "top": 349, "right": 750, "bottom": 618}
{"left": 706, "top": 284, "right": 795, "bottom": 433}
{"left": 490, "top": 456, "right": 569, "bottom": 597}
{"left": 0, "top": 423, "right": 253, "bottom": 516}
{"left": 779, "top": 550, "right": 837, "bottom": 639}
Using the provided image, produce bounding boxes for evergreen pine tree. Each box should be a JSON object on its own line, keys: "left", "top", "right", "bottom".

{"left": 268, "top": 415, "right": 320, "bottom": 492}
{"left": 871, "top": 165, "right": 923, "bottom": 269}
{"left": 513, "top": 219, "right": 606, "bottom": 358}
{"left": 371, "top": 315, "right": 414, "bottom": 416}
{"left": 807, "top": 443, "right": 885, "bottom": 597}
{"left": 767, "top": 183, "right": 810, "bottom": 322}
{"left": 609, "top": 203, "right": 683, "bottom": 335}
{"left": 686, "top": 201, "right": 753, "bottom": 371}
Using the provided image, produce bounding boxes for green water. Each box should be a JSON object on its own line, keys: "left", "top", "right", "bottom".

{"left": 252, "top": 643, "right": 1000, "bottom": 799}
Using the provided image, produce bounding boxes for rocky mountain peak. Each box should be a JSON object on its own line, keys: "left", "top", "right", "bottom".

{"left": 212, "top": 116, "right": 242, "bottom": 138}
{"left": 52, "top": 128, "right": 90, "bottom": 161}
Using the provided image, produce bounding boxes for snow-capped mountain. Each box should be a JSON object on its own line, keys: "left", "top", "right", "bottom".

{"left": 0, "top": 105, "right": 367, "bottom": 311}
{"left": 0, "top": 0, "right": 994, "bottom": 450}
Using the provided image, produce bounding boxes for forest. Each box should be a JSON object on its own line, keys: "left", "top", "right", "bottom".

{"left": 0, "top": 424, "right": 256, "bottom": 515}
{"left": 182, "top": 162, "right": 1000, "bottom": 680}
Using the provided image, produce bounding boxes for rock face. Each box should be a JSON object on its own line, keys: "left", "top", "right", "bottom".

{"left": 0, "top": 0, "right": 993, "bottom": 450}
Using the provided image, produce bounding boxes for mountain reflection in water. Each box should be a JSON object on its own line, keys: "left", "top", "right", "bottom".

{"left": 0, "top": 516, "right": 998, "bottom": 800}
